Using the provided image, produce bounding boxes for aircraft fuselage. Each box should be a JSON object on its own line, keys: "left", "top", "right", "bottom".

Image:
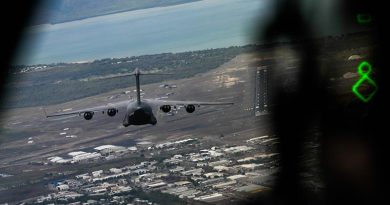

{"left": 123, "top": 101, "right": 157, "bottom": 126}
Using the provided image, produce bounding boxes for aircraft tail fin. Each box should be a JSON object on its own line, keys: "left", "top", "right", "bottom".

{"left": 85, "top": 68, "right": 173, "bottom": 105}
{"left": 133, "top": 69, "right": 174, "bottom": 105}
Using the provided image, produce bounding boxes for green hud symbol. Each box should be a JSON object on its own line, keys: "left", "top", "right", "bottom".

{"left": 352, "top": 61, "right": 377, "bottom": 103}
{"left": 357, "top": 14, "right": 372, "bottom": 24}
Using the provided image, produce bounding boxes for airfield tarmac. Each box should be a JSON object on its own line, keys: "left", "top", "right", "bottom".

{"left": 0, "top": 32, "right": 374, "bottom": 203}
{"left": 0, "top": 52, "right": 276, "bottom": 203}
{"left": 0, "top": 53, "right": 268, "bottom": 166}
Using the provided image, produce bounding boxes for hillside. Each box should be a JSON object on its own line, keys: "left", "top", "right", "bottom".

{"left": 7, "top": 45, "right": 255, "bottom": 108}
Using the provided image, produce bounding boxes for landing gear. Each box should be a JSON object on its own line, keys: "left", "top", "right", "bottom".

{"left": 122, "top": 114, "right": 130, "bottom": 127}
{"left": 150, "top": 116, "right": 157, "bottom": 126}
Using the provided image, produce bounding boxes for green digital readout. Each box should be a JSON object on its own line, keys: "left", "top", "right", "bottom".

{"left": 352, "top": 61, "right": 377, "bottom": 103}
{"left": 357, "top": 14, "right": 372, "bottom": 24}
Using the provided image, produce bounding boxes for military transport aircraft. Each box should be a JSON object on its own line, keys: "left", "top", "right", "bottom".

{"left": 46, "top": 68, "right": 233, "bottom": 126}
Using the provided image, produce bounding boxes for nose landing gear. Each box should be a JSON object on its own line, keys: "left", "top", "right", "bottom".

{"left": 150, "top": 116, "right": 157, "bottom": 125}
{"left": 122, "top": 114, "right": 131, "bottom": 127}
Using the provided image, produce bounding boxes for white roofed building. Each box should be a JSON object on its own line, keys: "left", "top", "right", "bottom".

{"left": 237, "top": 163, "right": 263, "bottom": 171}
{"left": 94, "top": 145, "right": 127, "bottom": 155}
{"left": 224, "top": 145, "right": 254, "bottom": 154}
{"left": 48, "top": 156, "right": 72, "bottom": 164}
{"left": 56, "top": 184, "right": 69, "bottom": 191}
{"left": 204, "top": 172, "right": 224, "bottom": 179}
{"left": 68, "top": 151, "right": 86, "bottom": 157}
{"left": 109, "top": 168, "right": 122, "bottom": 174}
{"left": 227, "top": 174, "right": 247, "bottom": 181}
{"left": 128, "top": 146, "right": 137, "bottom": 152}
{"left": 92, "top": 170, "right": 103, "bottom": 178}
{"left": 213, "top": 166, "right": 229, "bottom": 172}
{"left": 72, "top": 152, "right": 101, "bottom": 162}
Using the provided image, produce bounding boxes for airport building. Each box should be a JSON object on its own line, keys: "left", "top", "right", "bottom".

{"left": 94, "top": 145, "right": 127, "bottom": 156}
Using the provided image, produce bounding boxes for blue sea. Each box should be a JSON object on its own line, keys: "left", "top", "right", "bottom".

{"left": 16, "top": 0, "right": 274, "bottom": 65}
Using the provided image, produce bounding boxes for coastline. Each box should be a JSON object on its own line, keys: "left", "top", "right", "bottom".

{"left": 33, "top": 0, "right": 202, "bottom": 26}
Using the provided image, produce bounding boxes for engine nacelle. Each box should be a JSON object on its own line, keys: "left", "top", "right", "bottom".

{"left": 185, "top": 104, "right": 195, "bottom": 113}
{"left": 107, "top": 108, "right": 117, "bottom": 117}
{"left": 160, "top": 105, "right": 171, "bottom": 113}
{"left": 83, "top": 111, "right": 94, "bottom": 120}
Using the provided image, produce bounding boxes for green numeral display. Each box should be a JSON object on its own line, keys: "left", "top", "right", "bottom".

{"left": 356, "top": 14, "right": 372, "bottom": 24}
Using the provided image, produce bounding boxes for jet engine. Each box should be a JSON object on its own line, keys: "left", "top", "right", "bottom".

{"left": 185, "top": 104, "right": 195, "bottom": 113}
{"left": 83, "top": 111, "right": 94, "bottom": 120}
{"left": 107, "top": 108, "right": 117, "bottom": 117}
{"left": 160, "top": 105, "right": 171, "bottom": 113}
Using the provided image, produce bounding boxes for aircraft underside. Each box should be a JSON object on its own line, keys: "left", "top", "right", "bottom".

{"left": 123, "top": 109, "right": 157, "bottom": 126}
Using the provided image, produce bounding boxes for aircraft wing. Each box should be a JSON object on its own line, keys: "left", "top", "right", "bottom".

{"left": 146, "top": 99, "right": 234, "bottom": 107}
{"left": 45, "top": 100, "right": 129, "bottom": 118}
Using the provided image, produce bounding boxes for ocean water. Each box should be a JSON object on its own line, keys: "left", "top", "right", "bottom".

{"left": 16, "top": 0, "right": 273, "bottom": 65}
